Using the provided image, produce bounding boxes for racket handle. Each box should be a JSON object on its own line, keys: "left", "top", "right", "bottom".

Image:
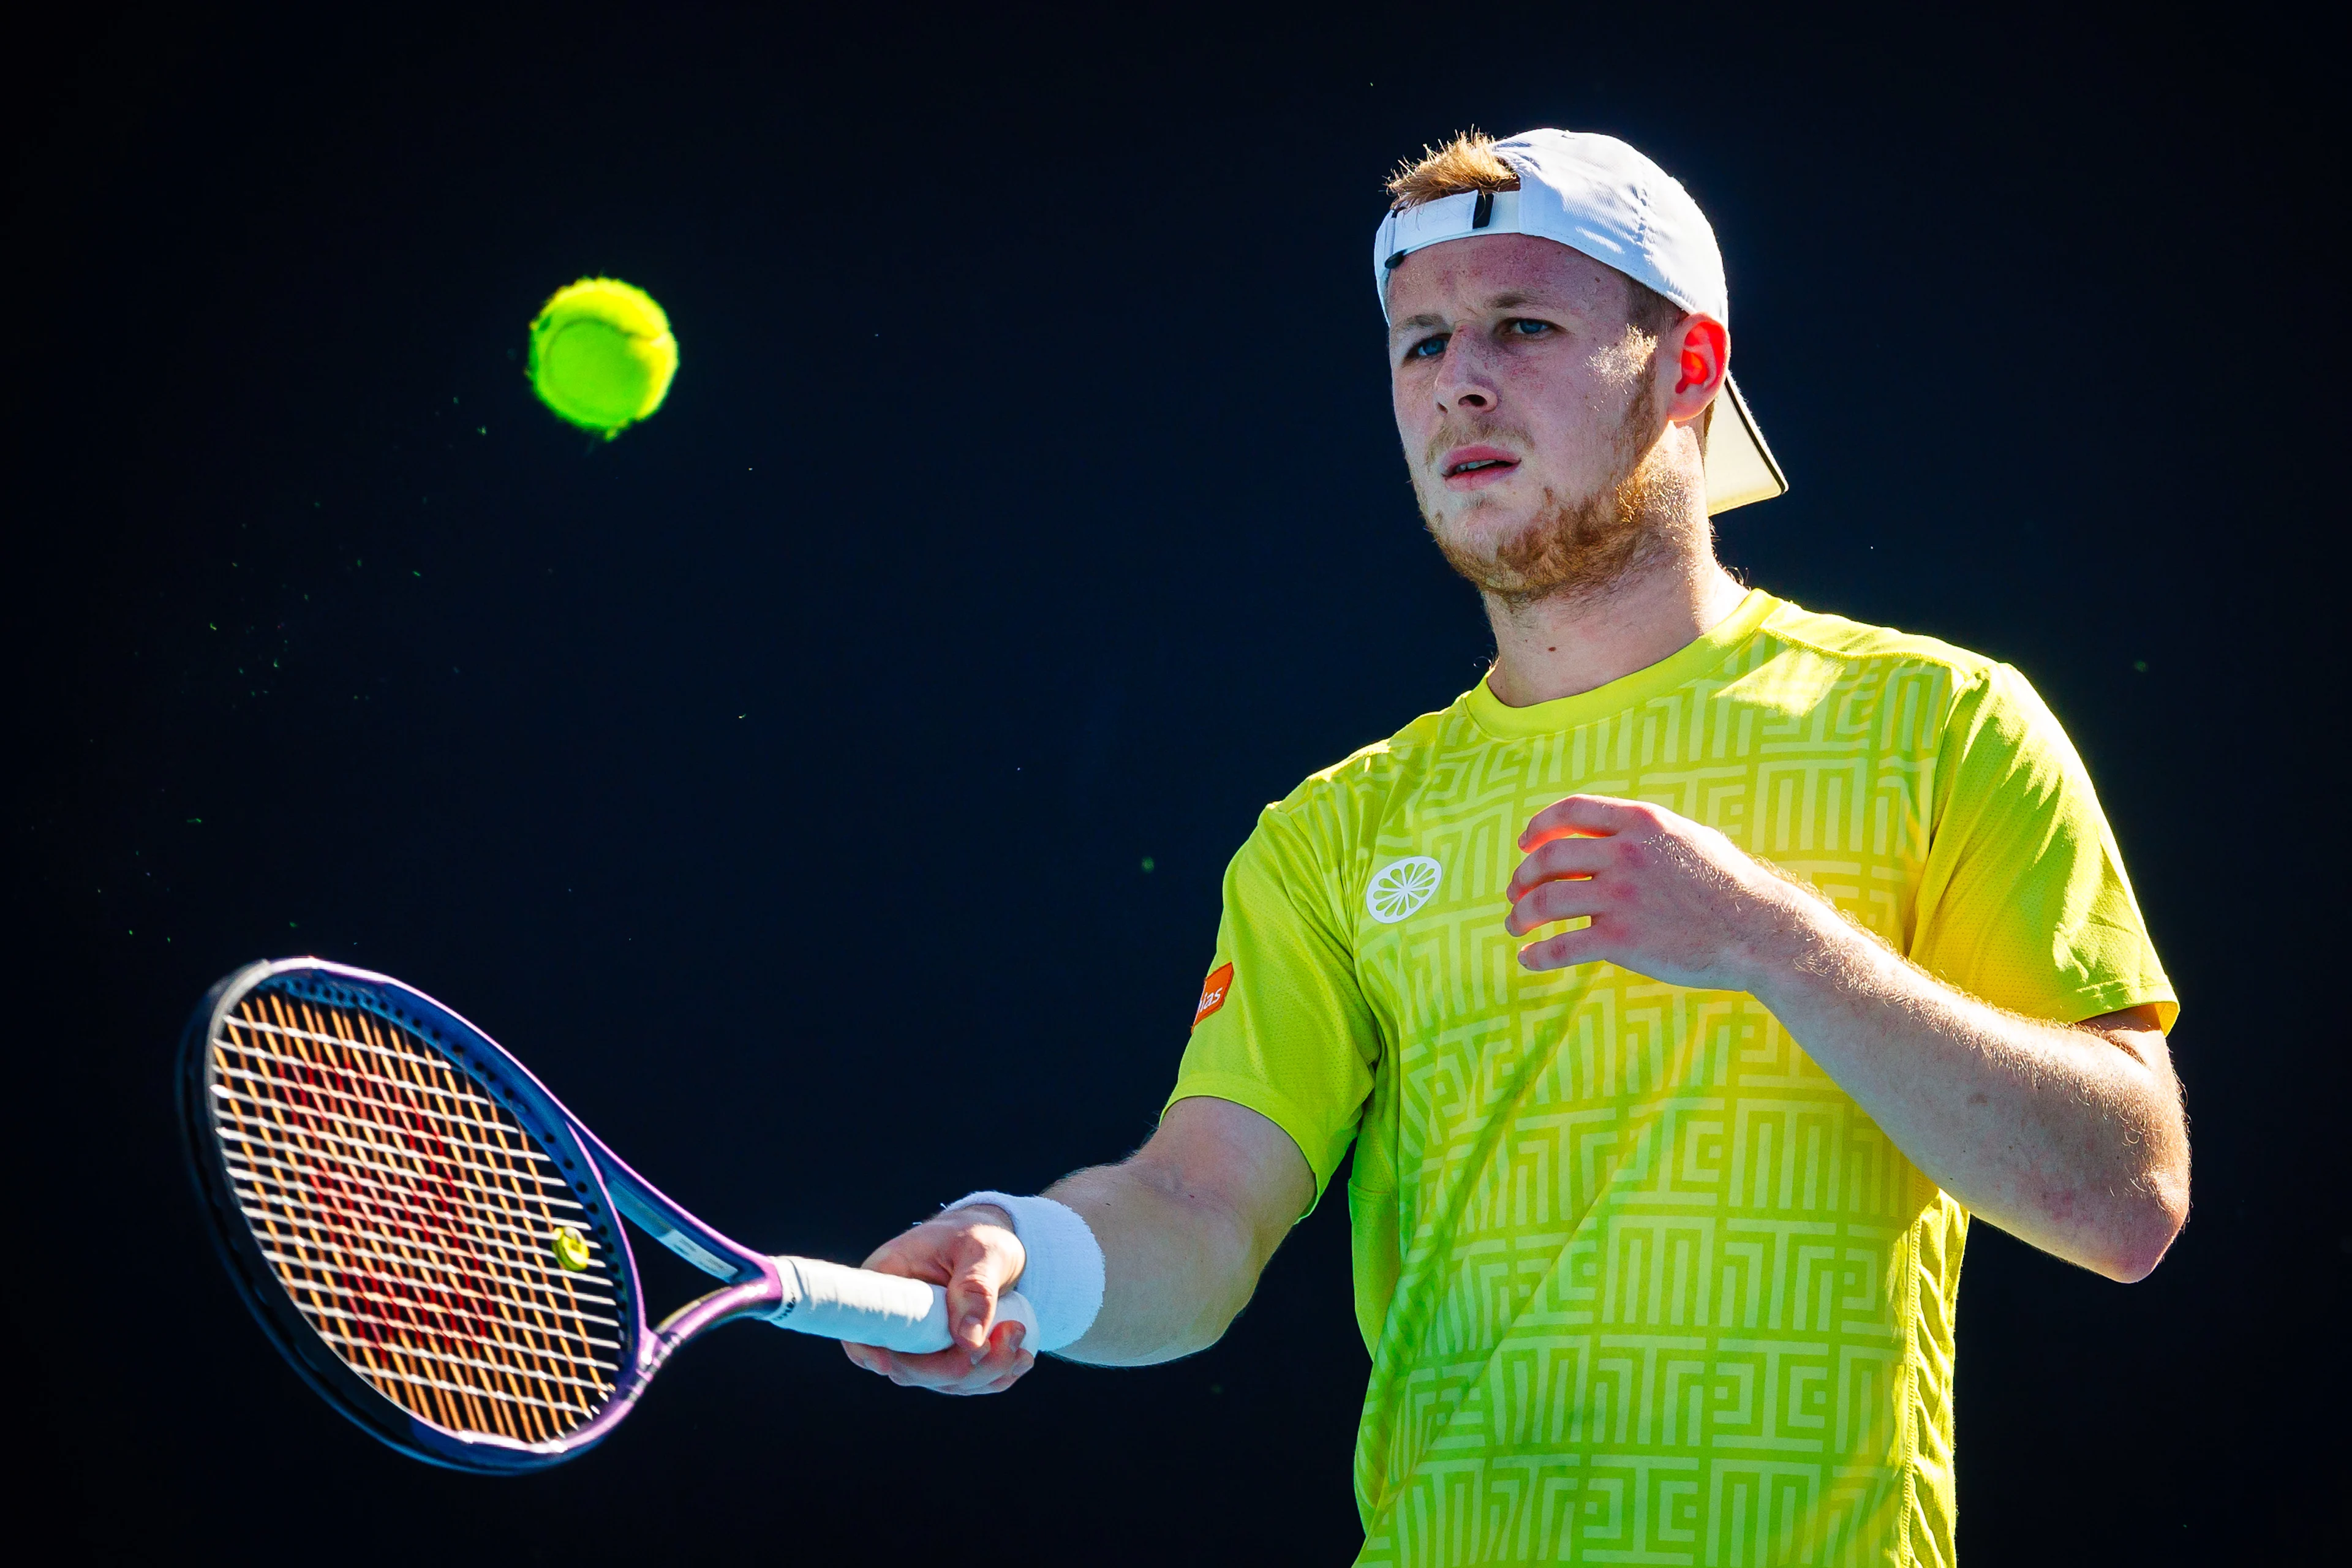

{"left": 765, "top": 1255, "right": 1039, "bottom": 1355}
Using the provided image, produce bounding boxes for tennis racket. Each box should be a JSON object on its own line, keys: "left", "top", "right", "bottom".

{"left": 178, "top": 956, "right": 1034, "bottom": 1473}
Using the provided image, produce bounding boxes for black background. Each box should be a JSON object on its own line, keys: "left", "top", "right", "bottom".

{"left": 9, "top": 5, "right": 2344, "bottom": 1561}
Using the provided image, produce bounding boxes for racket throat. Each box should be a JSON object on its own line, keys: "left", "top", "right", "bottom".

{"left": 649, "top": 1278, "right": 783, "bottom": 1349}
{"left": 603, "top": 1172, "right": 753, "bottom": 1281}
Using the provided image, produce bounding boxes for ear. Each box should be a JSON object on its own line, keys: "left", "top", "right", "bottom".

{"left": 1662, "top": 314, "right": 1728, "bottom": 424}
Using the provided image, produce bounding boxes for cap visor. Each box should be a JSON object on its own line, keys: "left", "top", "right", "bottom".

{"left": 1703, "top": 374, "right": 1789, "bottom": 514}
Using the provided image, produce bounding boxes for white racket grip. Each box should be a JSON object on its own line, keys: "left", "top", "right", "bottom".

{"left": 763, "top": 1256, "right": 1038, "bottom": 1354}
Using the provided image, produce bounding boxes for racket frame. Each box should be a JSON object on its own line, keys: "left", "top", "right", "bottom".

{"left": 179, "top": 957, "right": 797, "bottom": 1474}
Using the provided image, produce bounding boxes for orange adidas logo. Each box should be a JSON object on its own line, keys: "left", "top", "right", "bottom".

{"left": 1193, "top": 963, "right": 1234, "bottom": 1029}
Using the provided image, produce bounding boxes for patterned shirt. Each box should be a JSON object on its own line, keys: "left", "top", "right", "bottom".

{"left": 1167, "top": 590, "right": 2173, "bottom": 1567}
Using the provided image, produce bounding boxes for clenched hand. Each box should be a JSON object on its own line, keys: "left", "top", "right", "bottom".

{"left": 1505, "top": 794, "right": 1831, "bottom": 989}
{"left": 839, "top": 1204, "right": 1035, "bottom": 1395}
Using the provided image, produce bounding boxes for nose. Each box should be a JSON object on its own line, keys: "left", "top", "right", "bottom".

{"left": 1432, "top": 336, "right": 1497, "bottom": 414}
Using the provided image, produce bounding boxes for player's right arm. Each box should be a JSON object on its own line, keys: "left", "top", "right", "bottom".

{"left": 840, "top": 1095, "right": 1311, "bottom": 1393}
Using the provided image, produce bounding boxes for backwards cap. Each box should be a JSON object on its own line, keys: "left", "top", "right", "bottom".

{"left": 1373, "top": 129, "right": 1787, "bottom": 514}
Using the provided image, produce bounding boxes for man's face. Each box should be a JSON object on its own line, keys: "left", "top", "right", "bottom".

{"left": 1386, "top": 233, "right": 1673, "bottom": 602}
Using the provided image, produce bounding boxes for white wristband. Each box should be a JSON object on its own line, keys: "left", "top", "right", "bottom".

{"left": 945, "top": 1190, "right": 1104, "bottom": 1354}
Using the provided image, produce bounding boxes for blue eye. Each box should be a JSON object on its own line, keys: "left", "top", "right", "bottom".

{"left": 1507, "top": 319, "right": 1551, "bottom": 337}
{"left": 1408, "top": 335, "right": 1448, "bottom": 361}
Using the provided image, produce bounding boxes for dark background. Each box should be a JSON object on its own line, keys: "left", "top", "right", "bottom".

{"left": 8, "top": 4, "right": 2342, "bottom": 1561}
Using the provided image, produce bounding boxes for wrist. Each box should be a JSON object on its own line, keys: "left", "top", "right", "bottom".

{"left": 1736, "top": 878, "right": 1866, "bottom": 1007}
{"left": 944, "top": 1189, "right": 1105, "bottom": 1354}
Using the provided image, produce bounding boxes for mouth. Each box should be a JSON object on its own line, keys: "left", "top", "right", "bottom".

{"left": 1440, "top": 445, "right": 1520, "bottom": 489}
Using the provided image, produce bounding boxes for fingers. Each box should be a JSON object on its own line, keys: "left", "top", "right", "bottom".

{"left": 856, "top": 1211, "right": 1026, "bottom": 1357}
{"left": 837, "top": 1207, "right": 1033, "bottom": 1392}
{"left": 1518, "top": 793, "right": 1649, "bottom": 850}
{"left": 945, "top": 1254, "right": 1002, "bottom": 1353}
{"left": 855, "top": 1227, "right": 950, "bottom": 1284}
{"left": 1504, "top": 832, "right": 1626, "bottom": 937}
{"left": 1506, "top": 884, "right": 1611, "bottom": 938}
{"left": 1518, "top": 924, "right": 1607, "bottom": 972}
{"left": 840, "top": 1321, "right": 1035, "bottom": 1395}
{"left": 1504, "top": 834, "right": 1613, "bottom": 903}
{"left": 965, "top": 1321, "right": 1035, "bottom": 1394}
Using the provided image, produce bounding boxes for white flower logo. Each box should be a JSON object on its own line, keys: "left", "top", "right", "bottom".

{"left": 1366, "top": 856, "right": 1442, "bottom": 924}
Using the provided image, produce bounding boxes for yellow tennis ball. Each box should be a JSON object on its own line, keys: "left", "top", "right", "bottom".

{"left": 527, "top": 277, "right": 678, "bottom": 439}
{"left": 550, "top": 1226, "right": 592, "bottom": 1272}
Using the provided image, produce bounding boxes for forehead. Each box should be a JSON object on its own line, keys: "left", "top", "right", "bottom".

{"left": 1384, "top": 232, "right": 1625, "bottom": 326}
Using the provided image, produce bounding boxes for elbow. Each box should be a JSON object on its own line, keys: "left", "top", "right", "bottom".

{"left": 2096, "top": 1172, "right": 2190, "bottom": 1284}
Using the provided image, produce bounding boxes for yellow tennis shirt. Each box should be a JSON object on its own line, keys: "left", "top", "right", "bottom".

{"left": 1167, "top": 590, "right": 2173, "bottom": 1567}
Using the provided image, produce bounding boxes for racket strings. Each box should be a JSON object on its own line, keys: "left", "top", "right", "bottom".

{"left": 209, "top": 989, "right": 625, "bottom": 1443}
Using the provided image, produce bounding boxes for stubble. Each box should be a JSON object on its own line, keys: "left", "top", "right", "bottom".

{"left": 1422, "top": 391, "right": 1697, "bottom": 611}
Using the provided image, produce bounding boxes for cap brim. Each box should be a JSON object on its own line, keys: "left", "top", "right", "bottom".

{"left": 1703, "top": 374, "right": 1788, "bottom": 514}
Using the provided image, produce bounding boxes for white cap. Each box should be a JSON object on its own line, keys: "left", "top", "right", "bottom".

{"left": 1373, "top": 128, "right": 1788, "bottom": 514}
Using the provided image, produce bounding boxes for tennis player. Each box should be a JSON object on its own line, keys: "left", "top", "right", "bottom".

{"left": 845, "top": 129, "right": 2189, "bottom": 1565}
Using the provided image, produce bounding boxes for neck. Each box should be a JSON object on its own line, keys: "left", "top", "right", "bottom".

{"left": 1480, "top": 538, "right": 1749, "bottom": 708}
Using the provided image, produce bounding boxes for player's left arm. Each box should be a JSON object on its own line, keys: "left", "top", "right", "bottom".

{"left": 1506, "top": 795, "right": 2189, "bottom": 1282}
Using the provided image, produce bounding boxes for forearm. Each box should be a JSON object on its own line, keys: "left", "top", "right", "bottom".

{"left": 1033, "top": 1152, "right": 1278, "bottom": 1366}
{"left": 847, "top": 1099, "right": 1308, "bottom": 1395}
{"left": 1751, "top": 903, "right": 2188, "bottom": 1280}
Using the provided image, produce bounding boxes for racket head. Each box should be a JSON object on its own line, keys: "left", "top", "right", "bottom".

{"left": 179, "top": 958, "right": 652, "bottom": 1472}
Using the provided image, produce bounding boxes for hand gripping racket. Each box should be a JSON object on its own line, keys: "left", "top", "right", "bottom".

{"left": 178, "top": 957, "right": 1033, "bottom": 1472}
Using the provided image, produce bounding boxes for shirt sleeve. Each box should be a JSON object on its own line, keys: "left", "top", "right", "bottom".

{"left": 1162, "top": 805, "right": 1381, "bottom": 1208}
{"left": 1910, "top": 662, "right": 2177, "bottom": 1030}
